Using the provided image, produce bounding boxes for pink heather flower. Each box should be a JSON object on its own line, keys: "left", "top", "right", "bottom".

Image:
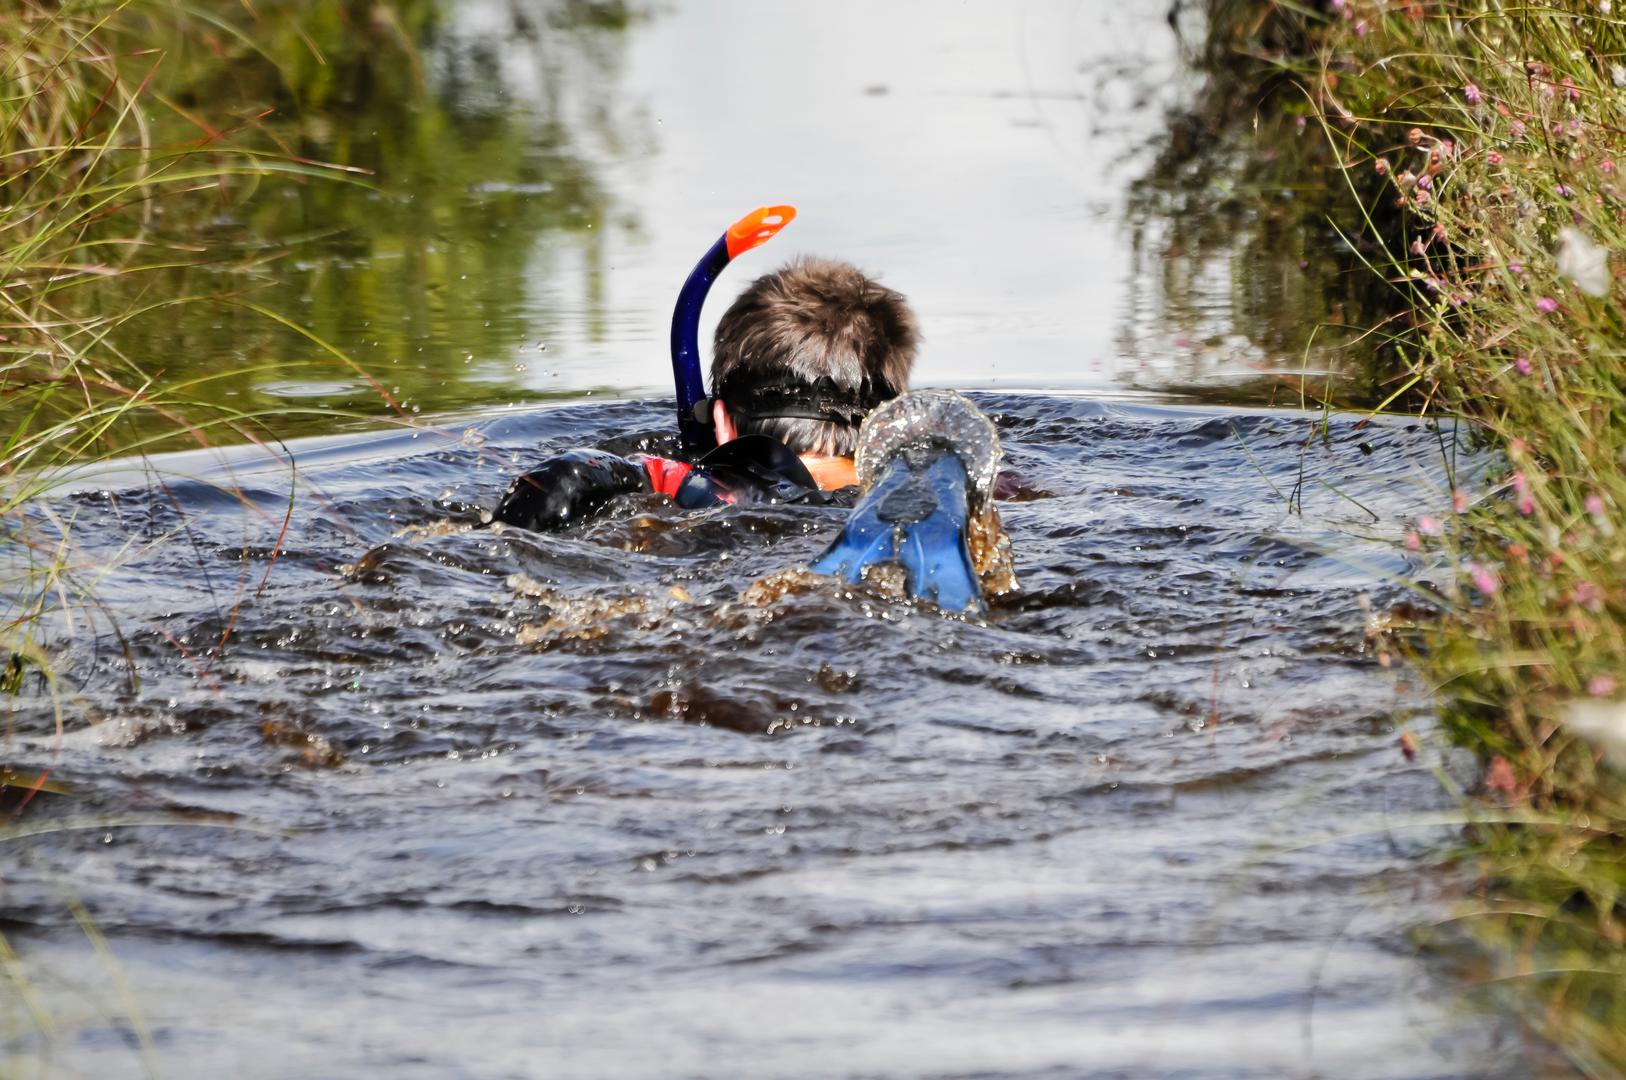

{"left": 1509, "top": 260, "right": 1526, "bottom": 275}
{"left": 1515, "top": 356, "right": 1532, "bottom": 375}
{"left": 1355, "top": 19, "right": 1369, "bottom": 35}
{"left": 1511, "top": 120, "right": 1527, "bottom": 137}
{"left": 1410, "top": 239, "right": 1428, "bottom": 256}
{"left": 1603, "top": 160, "right": 1616, "bottom": 174}
{"left": 1417, "top": 173, "right": 1433, "bottom": 191}
{"left": 1512, "top": 472, "right": 1529, "bottom": 496}
{"left": 1375, "top": 157, "right": 1391, "bottom": 175}
{"left": 1556, "top": 184, "right": 1574, "bottom": 197}
{"left": 1469, "top": 563, "right": 1500, "bottom": 596}
{"left": 1487, "top": 150, "right": 1503, "bottom": 165}
{"left": 1588, "top": 674, "right": 1618, "bottom": 698}
{"left": 1536, "top": 296, "right": 1560, "bottom": 313}
{"left": 1485, "top": 756, "right": 1518, "bottom": 794}
{"left": 1575, "top": 581, "right": 1606, "bottom": 611}
{"left": 1563, "top": 77, "right": 1580, "bottom": 102}
{"left": 1453, "top": 490, "right": 1468, "bottom": 513}
{"left": 1418, "top": 515, "right": 1444, "bottom": 536}
{"left": 1587, "top": 495, "right": 1615, "bottom": 537}
{"left": 1408, "top": 128, "right": 1424, "bottom": 145}
{"left": 1464, "top": 83, "right": 1483, "bottom": 105}
{"left": 1404, "top": 530, "right": 1421, "bottom": 551}
{"left": 1519, "top": 497, "right": 1535, "bottom": 515}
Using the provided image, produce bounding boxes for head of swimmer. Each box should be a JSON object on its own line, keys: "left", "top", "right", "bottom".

{"left": 710, "top": 257, "right": 917, "bottom": 485}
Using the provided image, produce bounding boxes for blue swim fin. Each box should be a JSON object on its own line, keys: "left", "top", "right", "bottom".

{"left": 812, "top": 446, "right": 984, "bottom": 613}
{"left": 812, "top": 389, "right": 1007, "bottom": 614}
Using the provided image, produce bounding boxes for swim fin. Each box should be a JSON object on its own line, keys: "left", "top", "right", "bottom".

{"left": 810, "top": 390, "right": 1005, "bottom": 615}
{"left": 812, "top": 446, "right": 984, "bottom": 613}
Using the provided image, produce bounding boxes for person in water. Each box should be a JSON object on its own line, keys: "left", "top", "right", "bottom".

{"left": 491, "top": 256, "right": 919, "bottom": 530}
{"left": 491, "top": 205, "right": 1013, "bottom": 613}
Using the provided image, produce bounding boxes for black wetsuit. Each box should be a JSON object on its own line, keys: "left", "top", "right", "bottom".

{"left": 492, "top": 434, "right": 835, "bottom": 532}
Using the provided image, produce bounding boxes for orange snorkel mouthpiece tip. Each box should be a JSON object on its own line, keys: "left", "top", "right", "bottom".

{"left": 725, "top": 204, "right": 797, "bottom": 260}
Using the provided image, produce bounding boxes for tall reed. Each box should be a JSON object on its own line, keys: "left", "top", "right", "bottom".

{"left": 1, "top": 1, "right": 381, "bottom": 711}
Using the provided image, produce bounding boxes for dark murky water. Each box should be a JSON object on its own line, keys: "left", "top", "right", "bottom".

{"left": 4, "top": 395, "right": 1547, "bottom": 1078}
{"left": 1, "top": 0, "right": 1562, "bottom": 1076}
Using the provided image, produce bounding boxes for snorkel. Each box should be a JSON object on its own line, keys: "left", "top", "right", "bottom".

{"left": 669, "top": 205, "right": 797, "bottom": 454}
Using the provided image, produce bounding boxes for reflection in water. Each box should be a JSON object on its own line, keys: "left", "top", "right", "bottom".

{"left": 104, "top": 0, "right": 647, "bottom": 433}
{"left": 73, "top": 0, "right": 1391, "bottom": 444}
{"left": 91, "top": 0, "right": 1287, "bottom": 446}
{"left": 58, "top": 0, "right": 1402, "bottom": 446}
{"left": 1119, "top": 6, "right": 1396, "bottom": 402}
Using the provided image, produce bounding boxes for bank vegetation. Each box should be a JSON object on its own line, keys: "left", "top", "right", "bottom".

{"left": 1203, "top": 0, "right": 1626, "bottom": 1071}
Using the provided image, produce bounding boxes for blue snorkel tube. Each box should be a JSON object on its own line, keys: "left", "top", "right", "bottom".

{"left": 669, "top": 205, "right": 797, "bottom": 454}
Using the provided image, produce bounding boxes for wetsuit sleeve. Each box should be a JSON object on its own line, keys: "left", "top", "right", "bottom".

{"left": 492, "top": 449, "right": 650, "bottom": 531}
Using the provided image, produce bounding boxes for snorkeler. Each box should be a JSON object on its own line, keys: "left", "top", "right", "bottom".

{"left": 492, "top": 212, "right": 917, "bottom": 528}
{"left": 492, "top": 206, "right": 1013, "bottom": 612}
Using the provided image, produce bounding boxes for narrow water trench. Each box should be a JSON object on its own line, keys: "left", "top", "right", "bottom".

{"left": 1, "top": 2, "right": 1557, "bottom": 1076}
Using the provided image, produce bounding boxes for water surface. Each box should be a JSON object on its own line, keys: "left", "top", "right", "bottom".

{"left": 4, "top": 394, "right": 1547, "bottom": 1078}
{"left": 2, "top": 1, "right": 1557, "bottom": 1076}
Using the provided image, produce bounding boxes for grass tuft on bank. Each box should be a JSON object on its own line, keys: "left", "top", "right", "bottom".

{"left": 1217, "top": 0, "right": 1626, "bottom": 1070}
{"left": 1, "top": 0, "right": 412, "bottom": 1054}
{"left": 0, "top": 0, "right": 392, "bottom": 714}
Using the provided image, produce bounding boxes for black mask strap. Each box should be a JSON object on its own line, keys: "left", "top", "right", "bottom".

{"left": 718, "top": 375, "right": 890, "bottom": 426}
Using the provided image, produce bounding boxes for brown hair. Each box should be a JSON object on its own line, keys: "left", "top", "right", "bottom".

{"left": 711, "top": 257, "right": 918, "bottom": 456}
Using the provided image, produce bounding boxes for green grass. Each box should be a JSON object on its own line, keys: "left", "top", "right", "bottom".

{"left": 1206, "top": 0, "right": 1626, "bottom": 1071}
{"left": 1, "top": 2, "right": 401, "bottom": 1060}
{"left": 1, "top": 0, "right": 399, "bottom": 700}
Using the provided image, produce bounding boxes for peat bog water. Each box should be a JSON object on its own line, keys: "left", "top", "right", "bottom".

{"left": 2, "top": 2, "right": 1565, "bottom": 1077}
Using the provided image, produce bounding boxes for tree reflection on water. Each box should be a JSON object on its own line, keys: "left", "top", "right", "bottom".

{"left": 1118, "top": 5, "right": 1398, "bottom": 405}
{"left": 105, "top": 0, "right": 645, "bottom": 438}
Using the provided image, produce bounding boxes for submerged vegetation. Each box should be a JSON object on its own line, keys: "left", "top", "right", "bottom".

{"left": 1193, "top": 0, "right": 1626, "bottom": 1070}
